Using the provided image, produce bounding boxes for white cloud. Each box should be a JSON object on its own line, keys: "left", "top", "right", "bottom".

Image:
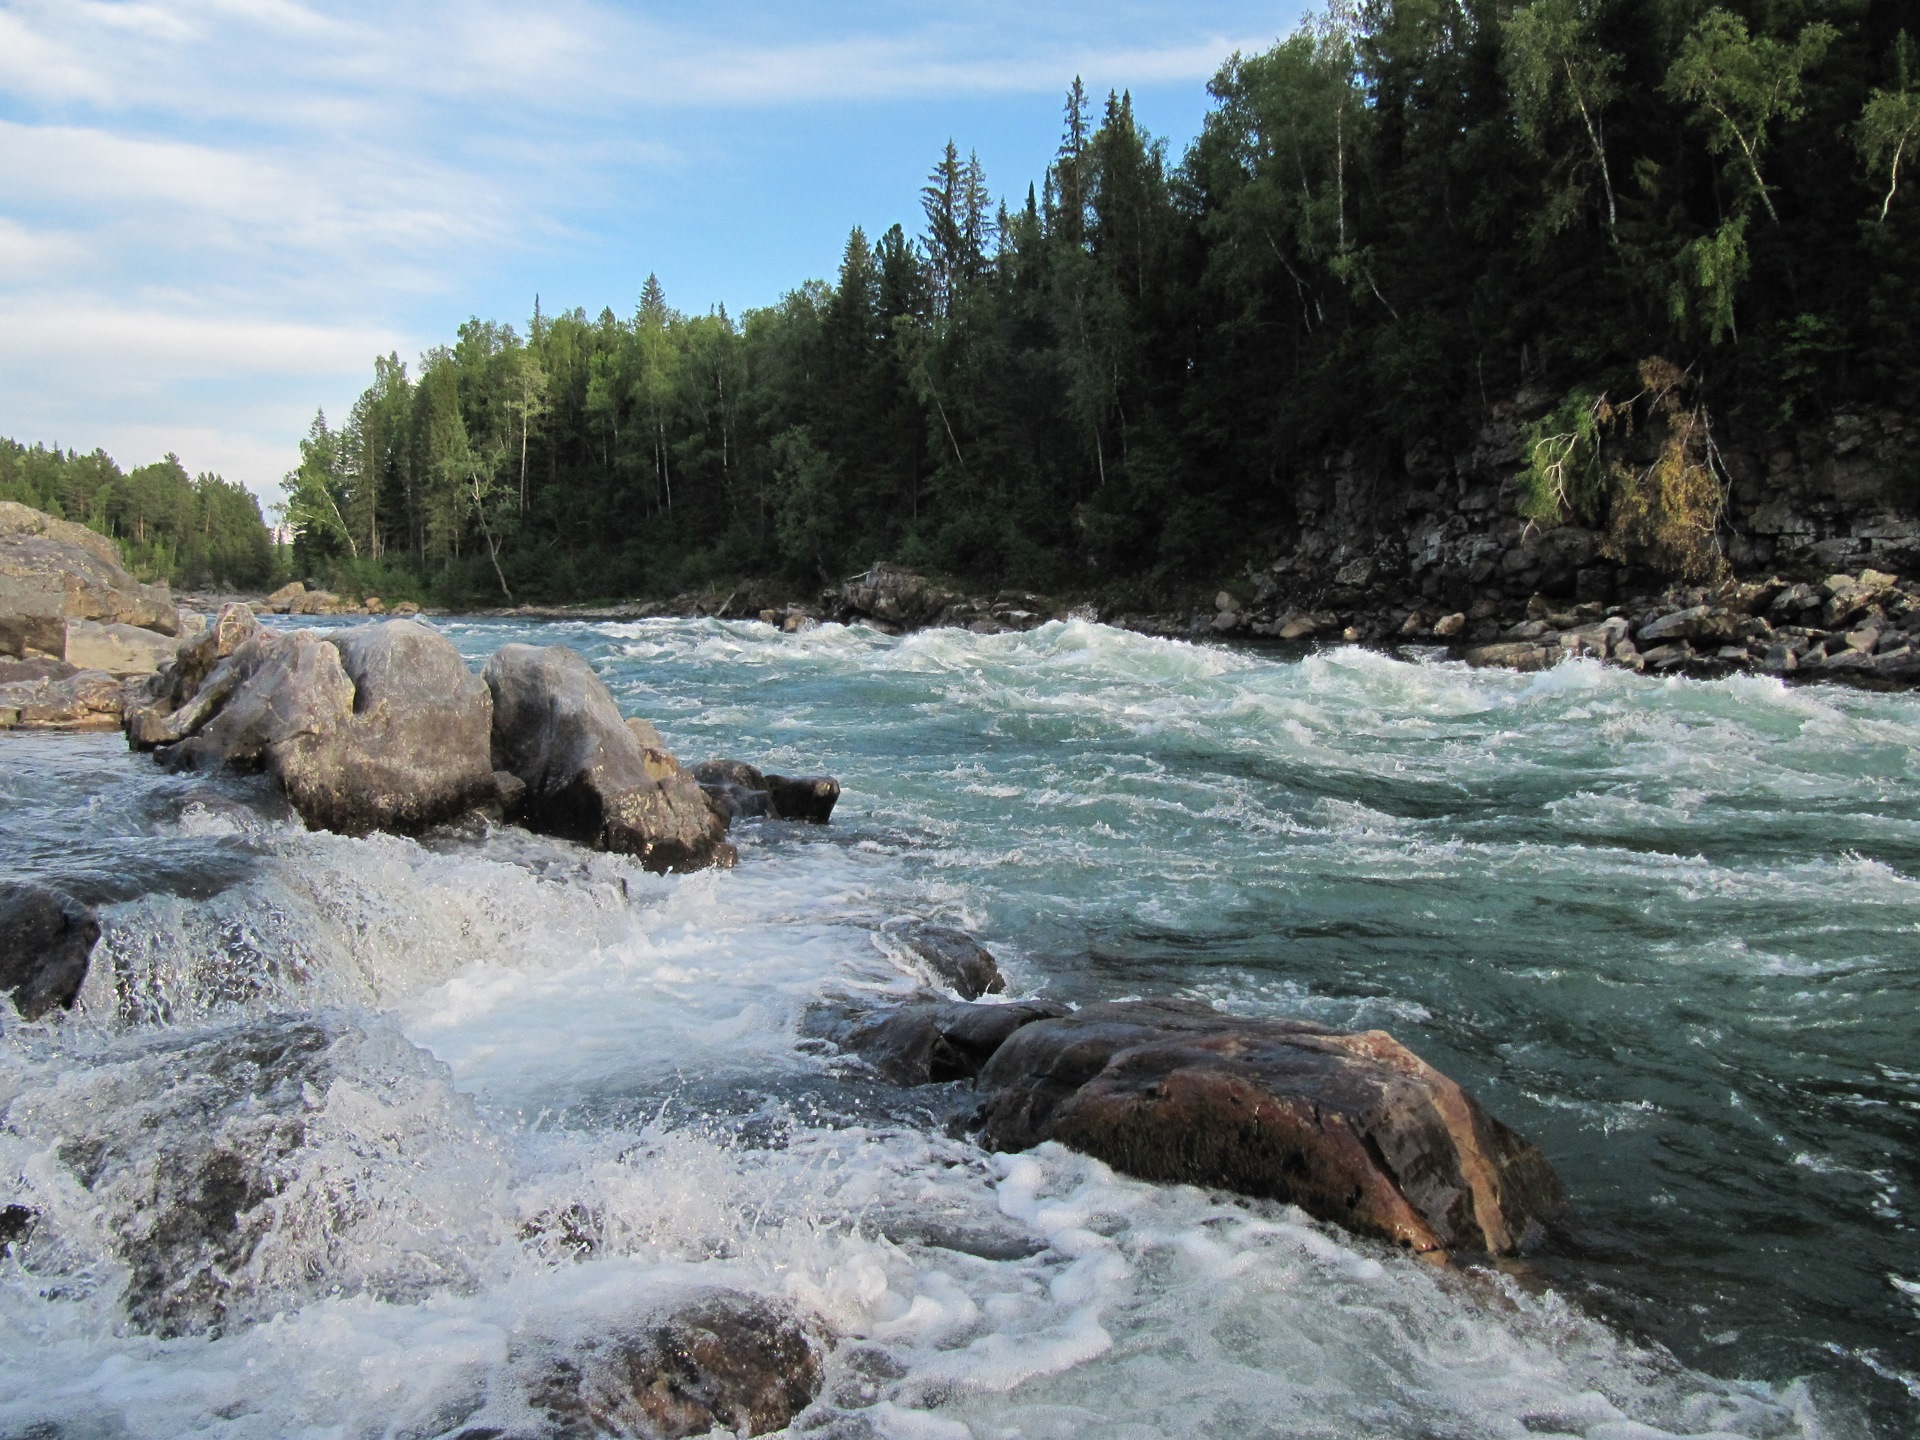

{"left": 0, "top": 0, "right": 1277, "bottom": 499}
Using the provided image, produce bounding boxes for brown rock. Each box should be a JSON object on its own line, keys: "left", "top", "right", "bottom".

{"left": 1432, "top": 612, "right": 1467, "bottom": 638}
{"left": 975, "top": 999, "right": 1564, "bottom": 1256}
{"left": 526, "top": 1289, "right": 827, "bottom": 1439}
{"left": 0, "top": 669, "right": 125, "bottom": 730}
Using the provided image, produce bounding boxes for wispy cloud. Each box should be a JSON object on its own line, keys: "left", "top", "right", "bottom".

{"left": 0, "top": 0, "right": 1282, "bottom": 494}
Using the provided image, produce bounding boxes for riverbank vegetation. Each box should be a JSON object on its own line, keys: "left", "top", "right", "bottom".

{"left": 278, "top": 0, "right": 1920, "bottom": 604}
{"left": 0, "top": 439, "right": 276, "bottom": 590}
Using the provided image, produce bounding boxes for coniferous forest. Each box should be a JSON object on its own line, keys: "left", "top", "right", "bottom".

{"left": 278, "top": 0, "right": 1920, "bottom": 604}
{"left": 0, "top": 439, "right": 275, "bottom": 589}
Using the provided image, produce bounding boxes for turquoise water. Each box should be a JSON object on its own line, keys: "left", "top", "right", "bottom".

{"left": 0, "top": 617, "right": 1914, "bottom": 1438}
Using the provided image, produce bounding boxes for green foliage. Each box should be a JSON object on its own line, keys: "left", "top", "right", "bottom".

{"left": 283, "top": 1, "right": 1920, "bottom": 603}
{"left": 1521, "top": 389, "right": 1610, "bottom": 526}
{"left": 0, "top": 437, "right": 275, "bottom": 588}
{"left": 1856, "top": 33, "right": 1920, "bottom": 221}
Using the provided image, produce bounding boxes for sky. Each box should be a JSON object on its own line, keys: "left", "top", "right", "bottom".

{"left": 0, "top": 0, "right": 1301, "bottom": 506}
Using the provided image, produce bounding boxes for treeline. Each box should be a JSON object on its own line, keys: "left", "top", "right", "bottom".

{"left": 288, "top": 0, "right": 1920, "bottom": 603}
{"left": 1, "top": 439, "right": 276, "bottom": 589}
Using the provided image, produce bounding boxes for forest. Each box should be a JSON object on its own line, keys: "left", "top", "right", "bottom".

{"left": 0, "top": 439, "right": 276, "bottom": 590}
{"left": 281, "top": 0, "right": 1920, "bottom": 604}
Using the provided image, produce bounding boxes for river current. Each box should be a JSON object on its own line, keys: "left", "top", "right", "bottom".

{"left": 0, "top": 616, "right": 1915, "bottom": 1439}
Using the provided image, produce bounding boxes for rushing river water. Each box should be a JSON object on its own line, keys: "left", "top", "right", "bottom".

{"left": 1, "top": 617, "right": 1916, "bottom": 1439}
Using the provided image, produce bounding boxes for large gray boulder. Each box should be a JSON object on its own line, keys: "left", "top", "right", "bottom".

{"left": 0, "top": 882, "right": 100, "bottom": 1019}
{"left": 0, "top": 501, "right": 176, "bottom": 658}
{"left": 975, "top": 999, "right": 1565, "bottom": 1257}
{"left": 484, "top": 644, "right": 734, "bottom": 873}
{"left": 148, "top": 619, "right": 497, "bottom": 835}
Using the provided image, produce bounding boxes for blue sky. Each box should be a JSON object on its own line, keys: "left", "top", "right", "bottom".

{"left": 0, "top": 1, "right": 1301, "bottom": 503}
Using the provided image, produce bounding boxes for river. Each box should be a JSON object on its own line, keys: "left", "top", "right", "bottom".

{"left": 0, "top": 616, "right": 1914, "bottom": 1438}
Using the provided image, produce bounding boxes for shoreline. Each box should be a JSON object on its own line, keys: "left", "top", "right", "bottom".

{"left": 225, "top": 560, "right": 1920, "bottom": 694}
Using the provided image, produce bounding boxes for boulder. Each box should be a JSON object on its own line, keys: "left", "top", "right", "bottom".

{"left": 262, "top": 581, "right": 305, "bottom": 613}
{"left": 692, "top": 759, "right": 840, "bottom": 825}
{"left": 888, "top": 922, "right": 1006, "bottom": 999}
{"left": 153, "top": 620, "right": 498, "bottom": 834}
{"left": 0, "top": 501, "right": 176, "bottom": 657}
{"left": 486, "top": 644, "right": 734, "bottom": 872}
{"left": 522, "top": 1289, "right": 828, "bottom": 1439}
{"left": 975, "top": 999, "right": 1565, "bottom": 1256}
{"left": 815, "top": 998, "right": 1068, "bottom": 1086}
{"left": 0, "top": 882, "right": 100, "bottom": 1019}
{"left": 62, "top": 618, "right": 177, "bottom": 674}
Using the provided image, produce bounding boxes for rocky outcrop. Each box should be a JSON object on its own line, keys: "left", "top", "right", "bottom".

{"left": 61, "top": 618, "right": 177, "bottom": 674}
{"left": 0, "top": 882, "right": 100, "bottom": 1020}
{"left": 519, "top": 1289, "right": 828, "bottom": 1439}
{"left": 486, "top": 644, "right": 735, "bottom": 872}
{"left": 0, "top": 501, "right": 176, "bottom": 659}
{"left": 138, "top": 618, "right": 499, "bottom": 834}
{"left": 885, "top": 922, "right": 1007, "bottom": 1000}
{"left": 975, "top": 999, "right": 1564, "bottom": 1257}
{"left": 691, "top": 759, "right": 841, "bottom": 825}
{"left": 813, "top": 998, "right": 1067, "bottom": 1086}
{"left": 0, "top": 667, "right": 131, "bottom": 730}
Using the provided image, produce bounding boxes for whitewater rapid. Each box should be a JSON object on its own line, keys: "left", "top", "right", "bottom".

{"left": 1, "top": 618, "right": 1913, "bottom": 1438}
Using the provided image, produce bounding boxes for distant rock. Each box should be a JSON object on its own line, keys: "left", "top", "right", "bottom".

{"left": 62, "top": 618, "right": 178, "bottom": 675}
{"left": 0, "top": 881, "right": 100, "bottom": 1020}
{"left": 0, "top": 500, "right": 177, "bottom": 659}
{"left": 486, "top": 643, "right": 735, "bottom": 872}
{"left": 975, "top": 999, "right": 1565, "bottom": 1256}
{"left": 0, "top": 667, "right": 127, "bottom": 730}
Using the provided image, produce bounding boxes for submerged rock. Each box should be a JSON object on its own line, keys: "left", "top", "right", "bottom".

{"left": 817, "top": 998, "right": 1068, "bottom": 1086}
{"left": 887, "top": 922, "right": 1006, "bottom": 1000}
{"left": 975, "top": 999, "right": 1564, "bottom": 1256}
{"left": 692, "top": 759, "right": 840, "bottom": 825}
{"left": 0, "top": 882, "right": 100, "bottom": 1020}
{"left": 521, "top": 1288, "right": 828, "bottom": 1439}
{"left": 486, "top": 644, "right": 734, "bottom": 872}
{"left": 153, "top": 619, "right": 498, "bottom": 834}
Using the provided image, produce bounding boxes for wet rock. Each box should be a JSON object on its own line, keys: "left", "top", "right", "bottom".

{"left": 0, "top": 882, "right": 100, "bottom": 1020}
{"left": 1461, "top": 641, "right": 1557, "bottom": 672}
{"left": 523, "top": 1288, "right": 828, "bottom": 1439}
{"left": 0, "top": 1203, "right": 33, "bottom": 1255}
{"left": 889, "top": 922, "right": 1006, "bottom": 999}
{"left": 0, "top": 501, "right": 177, "bottom": 658}
{"left": 692, "top": 759, "right": 840, "bottom": 825}
{"left": 818, "top": 998, "right": 1069, "bottom": 1086}
{"left": 159, "top": 620, "right": 498, "bottom": 834}
{"left": 765, "top": 773, "right": 839, "bottom": 824}
{"left": 974, "top": 999, "right": 1565, "bottom": 1256}
{"left": 487, "top": 644, "right": 734, "bottom": 872}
